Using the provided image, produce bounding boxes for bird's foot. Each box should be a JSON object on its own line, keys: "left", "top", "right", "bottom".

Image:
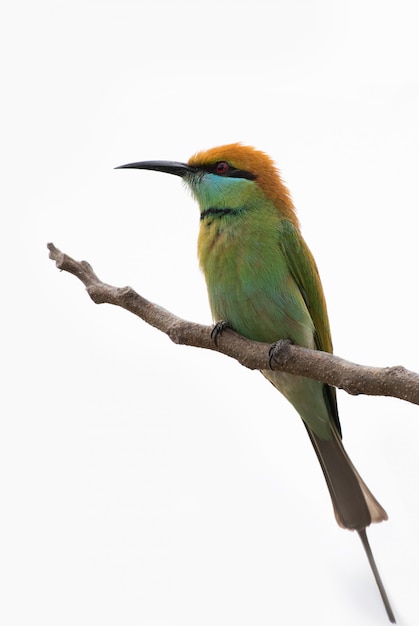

{"left": 268, "top": 339, "right": 293, "bottom": 369}
{"left": 211, "top": 320, "right": 231, "bottom": 347}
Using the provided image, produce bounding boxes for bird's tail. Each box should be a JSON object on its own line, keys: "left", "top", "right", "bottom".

{"left": 305, "top": 424, "right": 387, "bottom": 529}
{"left": 306, "top": 425, "right": 395, "bottom": 622}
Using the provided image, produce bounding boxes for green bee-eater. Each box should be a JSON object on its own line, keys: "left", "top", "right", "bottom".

{"left": 117, "top": 143, "right": 395, "bottom": 622}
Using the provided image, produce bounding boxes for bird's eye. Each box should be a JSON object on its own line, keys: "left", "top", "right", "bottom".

{"left": 214, "top": 161, "right": 230, "bottom": 175}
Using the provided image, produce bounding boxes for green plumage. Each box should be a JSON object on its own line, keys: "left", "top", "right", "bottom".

{"left": 197, "top": 183, "right": 335, "bottom": 440}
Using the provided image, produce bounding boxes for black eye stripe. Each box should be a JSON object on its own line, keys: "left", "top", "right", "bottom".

{"left": 201, "top": 162, "right": 256, "bottom": 180}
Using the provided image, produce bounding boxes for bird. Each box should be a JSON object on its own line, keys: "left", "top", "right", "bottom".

{"left": 116, "top": 143, "right": 395, "bottom": 622}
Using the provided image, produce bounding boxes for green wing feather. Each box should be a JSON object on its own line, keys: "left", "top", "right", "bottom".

{"left": 278, "top": 219, "right": 341, "bottom": 434}
{"left": 278, "top": 220, "right": 333, "bottom": 353}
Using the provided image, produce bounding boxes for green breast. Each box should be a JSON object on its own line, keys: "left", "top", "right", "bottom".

{"left": 198, "top": 208, "right": 315, "bottom": 348}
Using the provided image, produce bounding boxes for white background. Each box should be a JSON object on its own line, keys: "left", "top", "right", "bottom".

{"left": 2, "top": 1, "right": 419, "bottom": 624}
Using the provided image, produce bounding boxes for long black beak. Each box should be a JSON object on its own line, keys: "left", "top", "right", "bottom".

{"left": 115, "top": 160, "right": 196, "bottom": 178}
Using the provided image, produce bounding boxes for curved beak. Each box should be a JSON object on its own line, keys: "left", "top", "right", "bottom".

{"left": 115, "top": 160, "right": 196, "bottom": 178}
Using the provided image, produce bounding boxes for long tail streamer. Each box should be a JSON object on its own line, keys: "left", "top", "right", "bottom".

{"left": 358, "top": 529, "right": 396, "bottom": 623}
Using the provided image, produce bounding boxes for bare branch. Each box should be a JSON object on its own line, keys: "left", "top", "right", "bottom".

{"left": 47, "top": 243, "right": 419, "bottom": 406}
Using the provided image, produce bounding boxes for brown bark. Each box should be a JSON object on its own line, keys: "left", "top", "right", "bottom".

{"left": 47, "top": 243, "right": 419, "bottom": 406}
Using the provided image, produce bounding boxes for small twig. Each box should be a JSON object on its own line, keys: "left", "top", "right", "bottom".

{"left": 47, "top": 243, "right": 419, "bottom": 406}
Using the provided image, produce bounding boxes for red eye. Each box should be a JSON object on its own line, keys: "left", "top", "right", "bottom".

{"left": 215, "top": 161, "right": 229, "bottom": 175}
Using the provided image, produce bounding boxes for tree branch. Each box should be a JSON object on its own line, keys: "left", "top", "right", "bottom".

{"left": 47, "top": 243, "right": 419, "bottom": 406}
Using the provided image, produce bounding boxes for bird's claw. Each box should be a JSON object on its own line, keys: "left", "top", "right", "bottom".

{"left": 211, "top": 320, "right": 231, "bottom": 346}
{"left": 268, "top": 339, "right": 293, "bottom": 369}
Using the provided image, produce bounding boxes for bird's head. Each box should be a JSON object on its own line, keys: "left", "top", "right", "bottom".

{"left": 117, "top": 143, "right": 296, "bottom": 223}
